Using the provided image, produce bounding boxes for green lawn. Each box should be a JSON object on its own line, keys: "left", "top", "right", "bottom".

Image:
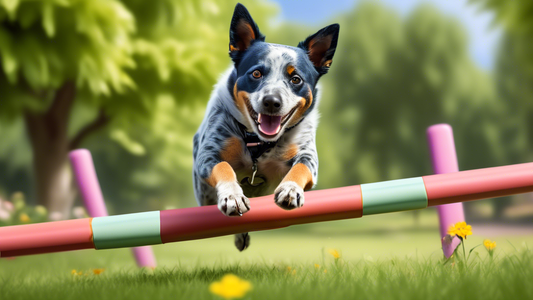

{"left": 1, "top": 211, "right": 532, "bottom": 300}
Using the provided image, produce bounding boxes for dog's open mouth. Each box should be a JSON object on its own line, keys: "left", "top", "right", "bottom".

{"left": 247, "top": 104, "right": 297, "bottom": 137}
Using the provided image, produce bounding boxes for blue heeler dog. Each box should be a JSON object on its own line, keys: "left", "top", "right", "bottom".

{"left": 193, "top": 3, "right": 339, "bottom": 251}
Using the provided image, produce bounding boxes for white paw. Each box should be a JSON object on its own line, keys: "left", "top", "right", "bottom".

{"left": 274, "top": 181, "right": 304, "bottom": 210}
{"left": 217, "top": 181, "right": 250, "bottom": 216}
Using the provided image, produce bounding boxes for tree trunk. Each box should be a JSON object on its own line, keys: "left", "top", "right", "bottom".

{"left": 24, "top": 82, "right": 110, "bottom": 219}
{"left": 24, "top": 82, "right": 76, "bottom": 220}
{"left": 30, "top": 138, "right": 75, "bottom": 220}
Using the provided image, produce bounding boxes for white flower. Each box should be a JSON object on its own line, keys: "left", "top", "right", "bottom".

{"left": 72, "top": 206, "right": 88, "bottom": 219}
{"left": 0, "top": 208, "right": 11, "bottom": 221}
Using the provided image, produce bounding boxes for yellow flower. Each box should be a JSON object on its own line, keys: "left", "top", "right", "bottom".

{"left": 71, "top": 269, "right": 82, "bottom": 276}
{"left": 92, "top": 268, "right": 105, "bottom": 275}
{"left": 484, "top": 239, "right": 496, "bottom": 251}
{"left": 286, "top": 266, "right": 296, "bottom": 275}
{"left": 314, "top": 264, "right": 320, "bottom": 269}
{"left": 19, "top": 213, "right": 30, "bottom": 223}
{"left": 323, "top": 269, "right": 327, "bottom": 274}
{"left": 328, "top": 249, "right": 341, "bottom": 259}
{"left": 209, "top": 274, "right": 252, "bottom": 299}
{"left": 447, "top": 221, "right": 472, "bottom": 240}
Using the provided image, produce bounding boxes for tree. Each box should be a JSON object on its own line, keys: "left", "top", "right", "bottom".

{"left": 472, "top": 0, "right": 533, "bottom": 218}
{"left": 0, "top": 0, "right": 275, "bottom": 218}
{"left": 316, "top": 3, "right": 507, "bottom": 219}
{"left": 472, "top": 0, "right": 533, "bottom": 78}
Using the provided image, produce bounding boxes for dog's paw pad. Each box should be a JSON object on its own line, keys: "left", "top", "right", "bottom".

{"left": 274, "top": 181, "right": 304, "bottom": 210}
{"left": 234, "top": 233, "right": 250, "bottom": 251}
{"left": 217, "top": 182, "right": 250, "bottom": 217}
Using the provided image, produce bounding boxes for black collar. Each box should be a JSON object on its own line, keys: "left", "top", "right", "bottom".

{"left": 238, "top": 123, "right": 277, "bottom": 163}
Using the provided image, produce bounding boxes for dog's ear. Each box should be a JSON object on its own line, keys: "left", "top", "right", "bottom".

{"left": 298, "top": 24, "right": 340, "bottom": 75}
{"left": 229, "top": 3, "right": 265, "bottom": 63}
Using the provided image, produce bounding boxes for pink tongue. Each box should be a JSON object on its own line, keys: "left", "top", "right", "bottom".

{"left": 258, "top": 114, "right": 281, "bottom": 136}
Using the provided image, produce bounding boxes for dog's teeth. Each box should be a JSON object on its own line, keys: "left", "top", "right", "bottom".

{"left": 258, "top": 113, "right": 262, "bottom": 123}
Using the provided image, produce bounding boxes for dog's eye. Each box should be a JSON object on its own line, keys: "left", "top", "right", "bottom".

{"left": 252, "top": 70, "right": 262, "bottom": 79}
{"left": 291, "top": 76, "right": 302, "bottom": 85}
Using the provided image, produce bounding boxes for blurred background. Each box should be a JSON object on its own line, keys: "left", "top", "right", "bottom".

{"left": 0, "top": 0, "right": 532, "bottom": 226}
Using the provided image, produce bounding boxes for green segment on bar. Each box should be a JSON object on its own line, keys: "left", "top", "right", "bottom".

{"left": 361, "top": 177, "right": 428, "bottom": 215}
{"left": 92, "top": 211, "right": 162, "bottom": 249}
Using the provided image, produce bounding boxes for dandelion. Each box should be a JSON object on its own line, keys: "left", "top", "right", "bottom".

{"left": 484, "top": 239, "right": 496, "bottom": 257}
{"left": 328, "top": 249, "right": 341, "bottom": 259}
{"left": 92, "top": 268, "right": 105, "bottom": 275}
{"left": 286, "top": 266, "right": 296, "bottom": 275}
{"left": 447, "top": 222, "right": 474, "bottom": 264}
{"left": 448, "top": 221, "right": 472, "bottom": 240}
{"left": 323, "top": 269, "right": 328, "bottom": 274}
{"left": 314, "top": 264, "right": 320, "bottom": 269}
{"left": 483, "top": 239, "right": 496, "bottom": 251}
{"left": 209, "top": 274, "right": 252, "bottom": 299}
{"left": 71, "top": 269, "right": 83, "bottom": 276}
{"left": 19, "top": 213, "right": 30, "bottom": 223}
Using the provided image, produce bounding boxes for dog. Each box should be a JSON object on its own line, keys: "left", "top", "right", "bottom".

{"left": 193, "top": 3, "right": 339, "bottom": 251}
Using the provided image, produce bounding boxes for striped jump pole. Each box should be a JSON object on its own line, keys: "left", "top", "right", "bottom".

{"left": 69, "top": 149, "right": 157, "bottom": 268}
{"left": 427, "top": 124, "right": 465, "bottom": 258}
{"left": 1, "top": 162, "right": 533, "bottom": 257}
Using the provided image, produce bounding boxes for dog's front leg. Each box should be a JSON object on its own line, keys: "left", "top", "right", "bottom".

{"left": 274, "top": 157, "right": 317, "bottom": 210}
{"left": 206, "top": 161, "right": 250, "bottom": 216}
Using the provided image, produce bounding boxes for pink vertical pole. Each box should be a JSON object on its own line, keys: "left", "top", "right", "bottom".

{"left": 427, "top": 124, "right": 465, "bottom": 258}
{"left": 69, "top": 149, "right": 157, "bottom": 268}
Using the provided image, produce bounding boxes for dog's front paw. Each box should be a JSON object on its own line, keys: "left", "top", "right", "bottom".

{"left": 217, "top": 181, "right": 250, "bottom": 217}
{"left": 274, "top": 181, "right": 304, "bottom": 210}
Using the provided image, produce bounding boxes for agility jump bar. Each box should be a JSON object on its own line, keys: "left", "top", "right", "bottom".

{"left": 1, "top": 162, "right": 533, "bottom": 257}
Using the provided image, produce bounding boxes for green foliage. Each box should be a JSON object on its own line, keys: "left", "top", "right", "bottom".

{"left": 471, "top": 0, "right": 533, "bottom": 34}
{"left": 474, "top": 0, "right": 533, "bottom": 114}
{"left": 0, "top": 0, "right": 135, "bottom": 116}
{"left": 0, "top": 0, "right": 277, "bottom": 210}
{"left": 316, "top": 2, "right": 506, "bottom": 189}
{"left": 495, "top": 34, "right": 533, "bottom": 160}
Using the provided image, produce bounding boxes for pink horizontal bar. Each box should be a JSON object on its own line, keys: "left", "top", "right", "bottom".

{"left": 2, "top": 162, "right": 533, "bottom": 258}
{"left": 423, "top": 162, "right": 533, "bottom": 206}
{"left": 161, "top": 186, "right": 363, "bottom": 243}
{"left": 0, "top": 218, "right": 94, "bottom": 257}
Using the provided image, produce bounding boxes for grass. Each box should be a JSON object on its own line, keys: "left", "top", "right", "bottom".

{"left": 1, "top": 210, "right": 532, "bottom": 300}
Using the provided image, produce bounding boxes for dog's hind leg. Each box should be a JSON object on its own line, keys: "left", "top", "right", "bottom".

{"left": 234, "top": 232, "right": 250, "bottom": 251}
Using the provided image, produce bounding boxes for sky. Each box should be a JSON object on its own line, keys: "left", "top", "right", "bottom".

{"left": 270, "top": 0, "right": 501, "bottom": 70}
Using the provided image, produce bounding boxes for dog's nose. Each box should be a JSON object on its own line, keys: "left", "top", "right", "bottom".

{"left": 262, "top": 95, "right": 282, "bottom": 113}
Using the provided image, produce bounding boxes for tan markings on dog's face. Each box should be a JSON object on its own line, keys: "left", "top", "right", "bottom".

{"left": 220, "top": 136, "right": 243, "bottom": 165}
{"left": 286, "top": 65, "right": 295, "bottom": 76}
{"left": 206, "top": 161, "right": 236, "bottom": 187}
{"left": 281, "top": 143, "right": 299, "bottom": 161}
{"left": 282, "top": 163, "right": 313, "bottom": 191}
{"left": 233, "top": 82, "right": 254, "bottom": 128}
{"left": 287, "top": 88, "right": 313, "bottom": 127}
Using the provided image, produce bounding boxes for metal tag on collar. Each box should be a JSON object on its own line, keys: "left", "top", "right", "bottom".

{"left": 250, "top": 162, "right": 258, "bottom": 185}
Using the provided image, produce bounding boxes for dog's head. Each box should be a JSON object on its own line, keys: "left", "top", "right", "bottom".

{"left": 229, "top": 3, "right": 339, "bottom": 142}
